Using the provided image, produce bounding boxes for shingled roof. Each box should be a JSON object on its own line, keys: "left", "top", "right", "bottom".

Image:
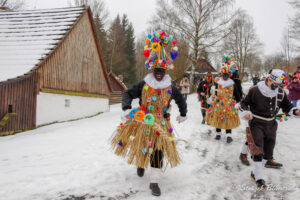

{"left": 0, "top": 7, "right": 85, "bottom": 82}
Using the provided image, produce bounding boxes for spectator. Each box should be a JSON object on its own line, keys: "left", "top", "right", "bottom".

{"left": 252, "top": 74, "right": 260, "bottom": 86}
{"left": 180, "top": 74, "right": 190, "bottom": 101}
{"left": 287, "top": 76, "right": 300, "bottom": 107}
{"left": 294, "top": 66, "right": 300, "bottom": 81}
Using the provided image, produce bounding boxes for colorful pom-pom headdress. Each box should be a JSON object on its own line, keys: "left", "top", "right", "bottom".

{"left": 143, "top": 30, "right": 178, "bottom": 70}
{"left": 219, "top": 56, "right": 238, "bottom": 75}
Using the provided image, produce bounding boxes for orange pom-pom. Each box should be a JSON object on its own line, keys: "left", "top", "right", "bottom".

{"left": 145, "top": 39, "right": 150, "bottom": 44}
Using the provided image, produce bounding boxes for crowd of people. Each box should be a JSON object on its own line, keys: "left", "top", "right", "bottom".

{"left": 110, "top": 29, "right": 300, "bottom": 196}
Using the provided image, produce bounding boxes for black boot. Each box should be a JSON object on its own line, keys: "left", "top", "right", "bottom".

{"left": 201, "top": 119, "right": 205, "bottom": 124}
{"left": 240, "top": 153, "right": 250, "bottom": 166}
{"left": 215, "top": 135, "right": 221, "bottom": 140}
{"left": 256, "top": 179, "right": 267, "bottom": 191}
{"left": 250, "top": 171, "right": 255, "bottom": 181}
{"left": 150, "top": 183, "right": 161, "bottom": 196}
{"left": 226, "top": 136, "right": 233, "bottom": 143}
{"left": 137, "top": 168, "right": 145, "bottom": 177}
{"left": 265, "top": 159, "right": 283, "bottom": 169}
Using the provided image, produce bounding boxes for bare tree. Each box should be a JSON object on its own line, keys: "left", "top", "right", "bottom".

{"left": 0, "top": 0, "right": 25, "bottom": 9}
{"left": 222, "top": 10, "right": 262, "bottom": 79}
{"left": 263, "top": 53, "right": 286, "bottom": 74}
{"left": 153, "top": 0, "right": 235, "bottom": 87}
{"left": 289, "top": 0, "right": 300, "bottom": 49}
{"left": 281, "top": 26, "right": 295, "bottom": 74}
{"left": 68, "top": 0, "right": 108, "bottom": 23}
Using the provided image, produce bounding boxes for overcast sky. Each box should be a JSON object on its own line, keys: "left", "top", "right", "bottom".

{"left": 24, "top": 0, "right": 293, "bottom": 55}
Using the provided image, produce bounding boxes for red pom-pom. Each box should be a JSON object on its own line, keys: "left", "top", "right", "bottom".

{"left": 156, "top": 131, "right": 160, "bottom": 136}
{"left": 143, "top": 49, "right": 150, "bottom": 57}
{"left": 172, "top": 40, "right": 177, "bottom": 45}
{"left": 157, "top": 89, "right": 161, "bottom": 95}
{"left": 204, "top": 84, "right": 208, "bottom": 88}
{"left": 140, "top": 105, "right": 146, "bottom": 111}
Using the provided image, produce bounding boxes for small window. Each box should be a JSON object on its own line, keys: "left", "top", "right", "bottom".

{"left": 8, "top": 105, "right": 13, "bottom": 113}
{"left": 65, "top": 99, "right": 70, "bottom": 107}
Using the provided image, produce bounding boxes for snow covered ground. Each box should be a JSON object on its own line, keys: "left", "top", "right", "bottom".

{"left": 1, "top": 86, "right": 300, "bottom": 200}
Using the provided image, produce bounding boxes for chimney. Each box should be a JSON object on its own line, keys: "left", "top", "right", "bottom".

{"left": 0, "top": 7, "right": 11, "bottom": 11}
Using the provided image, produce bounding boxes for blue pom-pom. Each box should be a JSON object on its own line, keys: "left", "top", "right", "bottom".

{"left": 170, "top": 52, "right": 178, "bottom": 60}
{"left": 148, "top": 34, "right": 152, "bottom": 39}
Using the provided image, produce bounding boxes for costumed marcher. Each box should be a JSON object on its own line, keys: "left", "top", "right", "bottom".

{"left": 205, "top": 56, "right": 241, "bottom": 143}
{"left": 197, "top": 72, "right": 214, "bottom": 124}
{"left": 287, "top": 76, "right": 300, "bottom": 107}
{"left": 239, "top": 69, "right": 300, "bottom": 190}
{"left": 111, "top": 30, "right": 187, "bottom": 196}
{"left": 180, "top": 74, "right": 190, "bottom": 101}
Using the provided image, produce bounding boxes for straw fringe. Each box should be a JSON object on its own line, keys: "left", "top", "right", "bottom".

{"left": 111, "top": 85, "right": 181, "bottom": 168}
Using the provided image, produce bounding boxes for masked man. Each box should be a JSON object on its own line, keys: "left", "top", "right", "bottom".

{"left": 239, "top": 69, "right": 300, "bottom": 190}
{"left": 205, "top": 56, "right": 241, "bottom": 143}
{"left": 111, "top": 30, "right": 187, "bottom": 196}
{"left": 197, "top": 72, "right": 214, "bottom": 124}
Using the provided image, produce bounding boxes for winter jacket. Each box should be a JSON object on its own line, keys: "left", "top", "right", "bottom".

{"left": 180, "top": 79, "right": 190, "bottom": 94}
{"left": 252, "top": 77, "right": 260, "bottom": 86}
{"left": 240, "top": 83, "right": 295, "bottom": 119}
{"left": 122, "top": 80, "right": 187, "bottom": 116}
{"left": 233, "top": 78, "right": 243, "bottom": 99}
{"left": 287, "top": 82, "right": 300, "bottom": 100}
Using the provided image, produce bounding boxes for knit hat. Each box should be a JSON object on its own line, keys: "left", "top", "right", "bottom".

{"left": 268, "top": 69, "right": 287, "bottom": 83}
{"left": 143, "top": 30, "right": 178, "bottom": 70}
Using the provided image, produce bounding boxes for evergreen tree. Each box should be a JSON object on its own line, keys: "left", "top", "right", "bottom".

{"left": 107, "top": 15, "right": 128, "bottom": 76}
{"left": 121, "top": 14, "right": 137, "bottom": 86}
{"left": 94, "top": 13, "right": 110, "bottom": 69}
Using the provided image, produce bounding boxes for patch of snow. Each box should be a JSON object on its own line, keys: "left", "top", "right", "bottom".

{"left": 0, "top": 92, "right": 299, "bottom": 200}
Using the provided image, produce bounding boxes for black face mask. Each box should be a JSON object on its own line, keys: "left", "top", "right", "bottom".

{"left": 153, "top": 68, "right": 166, "bottom": 81}
{"left": 222, "top": 73, "right": 229, "bottom": 80}
{"left": 270, "top": 83, "right": 280, "bottom": 90}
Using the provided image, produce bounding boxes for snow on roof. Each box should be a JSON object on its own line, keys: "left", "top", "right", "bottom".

{"left": 0, "top": 7, "right": 85, "bottom": 82}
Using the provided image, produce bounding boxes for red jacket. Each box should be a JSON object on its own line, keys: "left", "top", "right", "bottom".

{"left": 287, "top": 82, "right": 300, "bottom": 100}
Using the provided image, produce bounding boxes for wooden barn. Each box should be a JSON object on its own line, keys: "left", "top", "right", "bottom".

{"left": 186, "top": 59, "right": 217, "bottom": 84}
{"left": 0, "top": 6, "right": 112, "bottom": 136}
{"left": 108, "top": 72, "right": 126, "bottom": 105}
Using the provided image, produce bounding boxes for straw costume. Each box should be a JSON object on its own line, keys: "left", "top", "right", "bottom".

{"left": 204, "top": 56, "right": 241, "bottom": 143}
{"left": 111, "top": 30, "right": 187, "bottom": 196}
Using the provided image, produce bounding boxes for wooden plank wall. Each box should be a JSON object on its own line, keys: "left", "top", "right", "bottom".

{"left": 37, "top": 12, "right": 110, "bottom": 96}
{"left": 0, "top": 74, "right": 37, "bottom": 133}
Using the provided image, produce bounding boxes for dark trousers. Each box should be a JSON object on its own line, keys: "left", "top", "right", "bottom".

{"left": 150, "top": 150, "right": 163, "bottom": 168}
{"left": 182, "top": 93, "right": 188, "bottom": 101}
{"left": 249, "top": 118, "right": 278, "bottom": 160}
{"left": 216, "top": 128, "right": 232, "bottom": 134}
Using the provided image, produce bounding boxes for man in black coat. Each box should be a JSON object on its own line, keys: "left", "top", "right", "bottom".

{"left": 239, "top": 69, "right": 300, "bottom": 190}
{"left": 197, "top": 72, "right": 213, "bottom": 124}
{"left": 121, "top": 67, "right": 187, "bottom": 196}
